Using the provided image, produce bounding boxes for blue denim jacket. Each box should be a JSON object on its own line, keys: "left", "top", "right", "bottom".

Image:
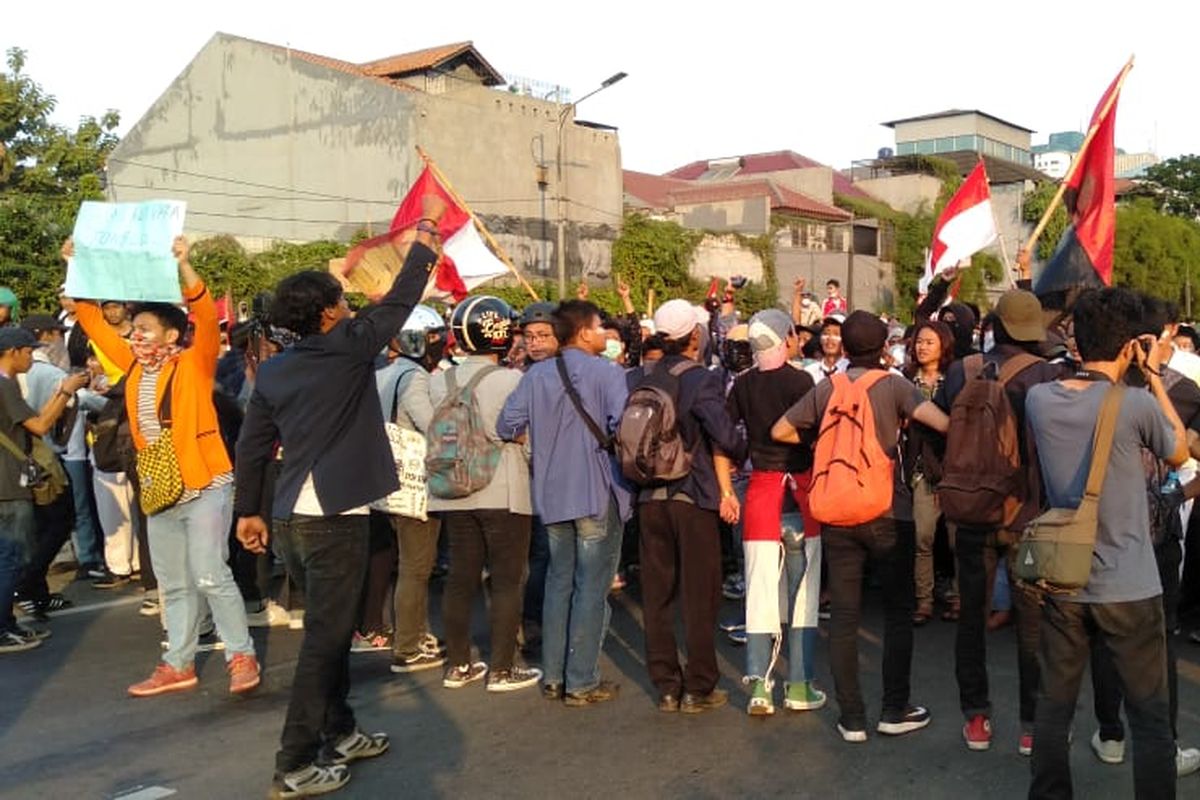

{"left": 498, "top": 347, "right": 633, "bottom": 526}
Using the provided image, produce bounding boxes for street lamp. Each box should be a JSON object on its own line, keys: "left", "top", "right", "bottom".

{"left": 556, "top": 71, "right": 627, "bottom": 297}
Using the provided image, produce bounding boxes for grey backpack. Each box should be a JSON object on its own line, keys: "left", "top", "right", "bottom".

{"left": 615, "top": 360, "right": 700, "bottom": 486}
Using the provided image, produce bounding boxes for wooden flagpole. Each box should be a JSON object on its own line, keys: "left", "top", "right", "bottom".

{"left": 1023, "top": 56, "right": 1134, "bottom": 258}
{"left": 416, "top": 146, "right": 540, "bottom": 301}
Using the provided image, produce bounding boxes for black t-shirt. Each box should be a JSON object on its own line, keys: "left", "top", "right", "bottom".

{"left": 0, "top": 374, "right": 36, "bottom": 501}
{"left": 727, "top": 363, "right": 815, "bottom": 473}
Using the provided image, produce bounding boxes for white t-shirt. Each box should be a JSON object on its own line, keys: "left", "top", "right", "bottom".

{"left": 292, "top": 472, "right": 369, "bottom": 516}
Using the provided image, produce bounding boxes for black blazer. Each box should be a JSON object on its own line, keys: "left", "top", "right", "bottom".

{"left": 234, "top": 244, "right": 436, "bottom": 519}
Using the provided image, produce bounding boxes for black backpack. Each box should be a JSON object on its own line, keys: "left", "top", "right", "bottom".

{"left": 89, "top": 378, "right": 135, "bottom": 473}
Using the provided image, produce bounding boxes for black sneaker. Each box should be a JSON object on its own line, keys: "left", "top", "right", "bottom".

{"left": 390, "top": 651, "right": 445, "bottom": 674}
{"left": 92, "top": 571, "right": 131, "bottom": 589}
{"left": 877, "top": 705, "right": 932, "bottom": 736}
{"left": 0, "top": 628, "right": 44, "bottom": 654}
{"left": 324, "top": 729, "right": 389, "bottom": 765}
{"left": 269, "top": 763, "right": 350, "bottom": 799}
{"left": 19, "top": 593, "right": 73, "bottom": 616}
{"left": 487, "top": 666, "right": 543, "bottom": 693}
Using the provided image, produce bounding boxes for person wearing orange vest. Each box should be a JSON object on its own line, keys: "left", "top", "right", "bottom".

{"left": 66, "top": 235, "right": 260, "bottom": 698}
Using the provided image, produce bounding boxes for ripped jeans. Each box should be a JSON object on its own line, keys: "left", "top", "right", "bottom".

{"left": 148, "top": 483, "right": 254, "bottom": 670}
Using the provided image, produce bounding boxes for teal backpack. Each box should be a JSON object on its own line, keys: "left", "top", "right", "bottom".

{"left": 425, "top": 365, "right": 502, "bottom": 499}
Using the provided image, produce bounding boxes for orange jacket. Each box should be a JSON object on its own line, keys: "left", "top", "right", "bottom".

{"left": 76, "top": 282, "right": 232, "bottom": 489}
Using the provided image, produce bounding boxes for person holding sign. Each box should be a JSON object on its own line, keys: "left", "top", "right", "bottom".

{"left": 234, "top": 195, "right": 446, "bottom": 799}
{"left": 63, "top": 236, "right": 260, "bottom": 698}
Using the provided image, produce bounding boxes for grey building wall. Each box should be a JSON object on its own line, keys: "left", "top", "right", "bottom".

{"left": 106, "top": 33, "right": 621, "bottom": 284}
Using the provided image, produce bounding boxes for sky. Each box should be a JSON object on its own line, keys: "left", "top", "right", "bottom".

{"left": 5, "top": 0, "right": 1197, "bottom": 176}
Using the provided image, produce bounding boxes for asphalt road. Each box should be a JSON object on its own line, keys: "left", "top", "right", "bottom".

{"left": 2, "top": 572, "right": 1198, "bottom": 800}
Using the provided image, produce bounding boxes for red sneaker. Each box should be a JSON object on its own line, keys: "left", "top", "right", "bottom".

{"left": 963, "top": 714, "right": 993, "bottom": 751}
{"left": 128, "top": 663, "right": 198, "bottom": 697}
{"left": 1019, "top": 732, "right": 1034, "bottom": 757}
{"left": 228, "top": 653, "right": 261, "bottom": 694}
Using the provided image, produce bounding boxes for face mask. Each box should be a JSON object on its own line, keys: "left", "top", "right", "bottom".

{"left": 602, "top": 339, "right": 624, "bottom": 361}
{"left": 889, "top": 344, "right": 907, "bottom": 367}
{"left": 43, "top": 340, "right": 69, "bottom": 370}
{"left": 982, "top": 329, "right": 996, "bottom": 353}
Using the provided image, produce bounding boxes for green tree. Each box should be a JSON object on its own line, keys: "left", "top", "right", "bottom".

{"left": 1144, "top": 155, "right": 1200, "bottom": 220}
{"left": 1112, "top": 198, "right": 1200, "bottom": 310}
{"left": 0, "top": 48, "right": 120, "bottom": 313}
{"left": 1022, "top": 182, "right": 1070, "bottom": 260}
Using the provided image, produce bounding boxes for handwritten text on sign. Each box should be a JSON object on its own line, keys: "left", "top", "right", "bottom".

{"left": 65, "top": 200, "right": 187, "bottom": 302}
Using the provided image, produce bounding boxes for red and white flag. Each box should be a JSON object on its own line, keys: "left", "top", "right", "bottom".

{"left": 919, "top": 161, "right": 998, "bottom": 294}
{"left": 390, "top": 166, "right": 509, "bottom": 301}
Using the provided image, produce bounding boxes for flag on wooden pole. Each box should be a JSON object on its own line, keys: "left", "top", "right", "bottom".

{"left": 1034, "top": 61, "right": 1131, "bottom": 294}
{"left": 919, "top": 160, "right": 997, "bottom": 295}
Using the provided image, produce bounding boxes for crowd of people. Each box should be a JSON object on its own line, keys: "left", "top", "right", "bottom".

{"left": 2, "top": 195, "right": 1199, "bottom": 798}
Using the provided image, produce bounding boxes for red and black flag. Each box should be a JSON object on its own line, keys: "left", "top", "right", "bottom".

{"left": 1034, "top": 61, "right": 1131, "bottom": 296}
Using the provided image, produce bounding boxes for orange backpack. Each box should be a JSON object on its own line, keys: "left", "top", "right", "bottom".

{"left": 809, "top": 371, "right": 894, "bottom": 526}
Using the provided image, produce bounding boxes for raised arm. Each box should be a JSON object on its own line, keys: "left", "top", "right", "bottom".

{"left": 175, "top": 237, "right": 220, "bottom": 373}
{"left": 348, "top": 197, "right": 446, "bottom": 359}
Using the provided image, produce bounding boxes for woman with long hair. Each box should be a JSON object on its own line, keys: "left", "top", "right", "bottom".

{"left": 904, "top": 319, "right": 955, "bottom": 625}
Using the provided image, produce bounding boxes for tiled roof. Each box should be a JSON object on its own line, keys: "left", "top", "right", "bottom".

{"left": 244, "top": 36, "right": 414, "bottom": 92}
{"left": 666, "top": 178, "right": 851, "bottom": 222}
{"left": 623, "top": 170, "right": 691, "bottom": 209}
{"left": 662, "top": 150, "right": 878, "bottom": 203}
{"left": 359, "top": 41, "right": 504, "bottom": 86}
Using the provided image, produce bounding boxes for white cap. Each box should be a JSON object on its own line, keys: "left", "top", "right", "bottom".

{"left": 654, "top": 299, "right": 699, "bottom": 340}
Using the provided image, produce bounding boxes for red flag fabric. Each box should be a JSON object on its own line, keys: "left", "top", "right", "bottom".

{"left": 389, "top": 167, "right": 508, "bottom": 301}
{"left": 920, "top": 160, "right": 997, "bottom": 294}
{"left": 1063, "top": 68, "right": 1122, "bottom": 285}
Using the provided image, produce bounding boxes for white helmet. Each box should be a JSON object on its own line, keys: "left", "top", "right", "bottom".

{"left": 402, "top": 304, "right": 445, "bottom": 333}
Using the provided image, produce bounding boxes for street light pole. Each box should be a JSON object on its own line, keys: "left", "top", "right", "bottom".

{"left": 556, "top": 71, "right": 627, "bottom": 298}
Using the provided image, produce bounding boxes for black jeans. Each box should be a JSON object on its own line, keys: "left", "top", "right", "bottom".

{"left": 638, "top": 501, "right": 722, "bottom": 698}
{"left": 824, "top": 517, "right": 915, "bottom": 728}
{"left": 358, "top": 511, "right": 398, "bottom": 633}
{"left": 1091, "top": 536, "right": 1183, "bottom": 742}
{"left": 273, "top": 515, "right": 369, "bottom": 774}
{"left": 442, "top": 509, "right": 531, "bottom": 672}
{"left": 955, "top": 527, "right": 1041, "bottom": 724}
{"left": 16, "top": 489, "right": 74, "bottom": 604}
{"left": 1031, "top": 596, "right": 1175, "bottom": 800}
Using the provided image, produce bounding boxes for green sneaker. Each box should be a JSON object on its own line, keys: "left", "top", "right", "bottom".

{"left": 784, "top": 680, "right": 827, "bottom": 711}
{"left": 746, "top": 678, "right": 775, "bottom": 717}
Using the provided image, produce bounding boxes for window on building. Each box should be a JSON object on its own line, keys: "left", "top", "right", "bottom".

{"left": 954, "top": 135, "right": 977, "bottom": 151}
{"left": 896, "top": 142, "right": 914, "bottom": 155}
{"left": 914, "top": 139, "right": 935, "bottom": 155}
{"left": 935, "top": 137, "right": 955, "bottom": 153}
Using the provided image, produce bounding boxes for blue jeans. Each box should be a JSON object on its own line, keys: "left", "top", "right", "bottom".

{"left": 0, "top": 500, "right": 34, "bottom": 633}
{"left": 746, "top": 520, "right": 820, "bottom": 685}
{"left": 63, "top": 459, "right": 103, "bottom": 568}
{"left": 543, "top": 496, "right": 623, "bottom": 693}
{"left": 523, "top": 515, "right": 550, "bottom": 630}
{"left": 148, "top": 484, "right": 253, "bottom": 669}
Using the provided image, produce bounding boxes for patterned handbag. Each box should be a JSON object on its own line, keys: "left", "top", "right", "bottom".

{"left": 135, "top": 368, "right": 184, "bottom": 515}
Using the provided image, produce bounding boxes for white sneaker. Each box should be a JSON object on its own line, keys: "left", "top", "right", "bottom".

{"left": 1178, "top": 745, "right": 1200, "bottom": 778}
{"left": 1090, "top": 730, "right": 1126, "bottom": 765}
{"left": 247, "top": 600, "right": 291, "bottom": 628}
{"left": 838, "top": 722, "right": 868, "bottom": 743}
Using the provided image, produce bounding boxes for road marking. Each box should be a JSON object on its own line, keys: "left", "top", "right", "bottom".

{"left": 111, "top": 786, "right": 176, "bottom": 800}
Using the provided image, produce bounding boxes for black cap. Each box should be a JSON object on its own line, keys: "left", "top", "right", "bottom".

{"left": 0, "top": 327, "right": 44, "bottom": 353}
{"left": 519, "top": 302, "right": 557, "bottom": 328}
{"left": 20, "top": 314, "right": 68, "bottom": 335}
{"left": 840, "top": 310, "right": 887, "bottom": 356}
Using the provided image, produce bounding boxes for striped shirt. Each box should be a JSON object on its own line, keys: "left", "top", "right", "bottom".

{"left": 138, "top": 367, "right": 233, "bottom": 505}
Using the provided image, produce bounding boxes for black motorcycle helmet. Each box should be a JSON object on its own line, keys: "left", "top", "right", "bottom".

{"left": 450, "top": 295, "right": 516, "bottom": 355}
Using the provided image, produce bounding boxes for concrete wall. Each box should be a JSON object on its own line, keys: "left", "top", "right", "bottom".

{"left": 689, "top": 235, "right": 765, "bottom": 283}
{"left": 675, "top": 196, "right": 769, "bottom": 234}
{"left": 856, "top": 173, "right": 942, "bottom": 215}
{"left": 776, "top": 249, "right": 894, "bottom": 313}
{"left": 107, "top": 34, "right": 621, "bottom": 284}
{"left": 742, "top": 167, "right": 834, "bottom": 204}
